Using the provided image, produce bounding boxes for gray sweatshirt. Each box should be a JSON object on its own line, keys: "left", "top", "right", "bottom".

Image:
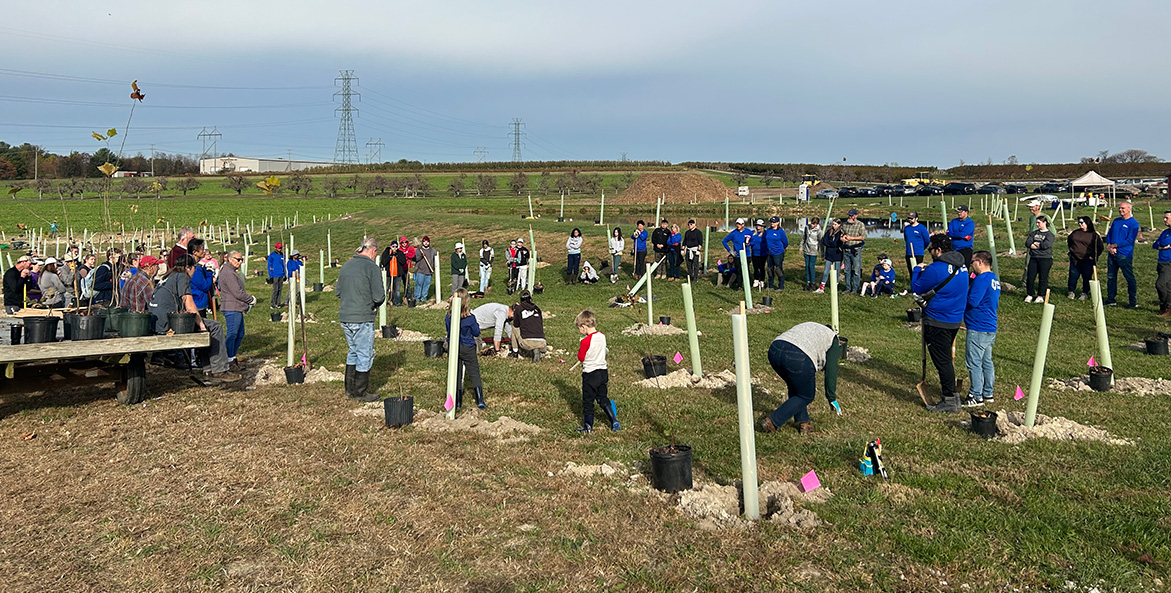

{"left": 413, "top": 245, "right": 438, "bottom": 275}
{"left": 336, "top": 254, "right": 385, "bottom": 324}
{"left": 776, "top": 322, "right": 838, "bottom": 371}
{"left": 802, "top": 226, "right": 823, "bottom": 257}
{"left": 566, "top": 236, "right": 583, "bottom": 254}
{"left": 1026, "top": 229, "right": 1056, "bottom": 259}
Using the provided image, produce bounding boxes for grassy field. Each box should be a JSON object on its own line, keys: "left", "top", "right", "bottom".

{"left": 1, "top": 191, "right": 1170, "bottom": 591}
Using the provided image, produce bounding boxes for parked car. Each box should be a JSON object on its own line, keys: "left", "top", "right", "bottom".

{"left": 837, "top": 186, "right": 858, "bottom": 198}
{"left": 977, "top": 184, "right": 1005, "bottom": 194}
{"left": 815, "top": 188, "right": 839, "bottom": 200}
{"left": 874, "top": 185, "right": 895, "bottom": 196}
{"left": 1005, "top": 184, "right": 1027, "bottom": 194}
{"left": 855, "top": 187, "right": 878, "bottom": 197}
{"left": 901, "top": 185, "right": 918, "bottom": 196}
{"left": 1034, "top": 182, "right": 1070, "bottom": 193}
{"left": 916, "top": 184, "right": 944, "bottom": 196}
{"left": 943, "top": 182, "right": 977, "bottom": 195}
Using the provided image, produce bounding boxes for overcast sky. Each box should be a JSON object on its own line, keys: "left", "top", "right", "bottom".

{"left": 2, "top": 0, "right": 1167, "bottom": 167}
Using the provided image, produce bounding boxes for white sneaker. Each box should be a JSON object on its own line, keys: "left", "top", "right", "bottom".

{"left": 1024, "top": 296, "right": 1034, "bottom": 303}
{"left": 814, "top": 286, "right": 825, "bottom": 294}
{"left": 1068, "top": 292, "right": 1075, "bottom": 300}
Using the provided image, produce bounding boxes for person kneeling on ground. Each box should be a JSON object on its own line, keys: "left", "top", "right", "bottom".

{"left": 911, "top": 234, "right": 969, "bottom": 413}
{"left": 510, "top": 290, "right": 548, "bottom": 360}
{"left": 147, "top": 254, "right": 240, "bottom": 384}
{"left": 760, "top": 322, "right": 843, "bottom": 434}
{"left": 471, "top": 300, "right": 512, "bottom": 354}
{"left": 446, "top": 288, "right": 486, "bottom": 410}
{"left": 860, "top": 256, "right": 896, "bottom": 297}
{"left": 579, "top": 260, "right": 599, "bottom": 284}
{"left": 337, "top": 238, "right": 385, "bottom": 402}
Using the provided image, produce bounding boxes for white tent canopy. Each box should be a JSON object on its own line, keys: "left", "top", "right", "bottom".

{"left": 1070, "top": 170, "right": 1116, "bottom": 206}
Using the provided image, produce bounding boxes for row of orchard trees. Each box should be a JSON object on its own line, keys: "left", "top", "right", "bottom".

{"left": 0, "top": 143, "right": 198, "bottom": 180}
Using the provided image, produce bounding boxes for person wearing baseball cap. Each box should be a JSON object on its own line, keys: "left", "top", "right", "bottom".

{"left": 682, "top": 219, "right": 703, "bottom": 281}
{"left": 37, "top": 257, "right": 67, "bottom": 308}
{"left": 947, "top": 205, "right": 975, "bottom": 267}
{"left": 749, "top": 219, "right": 767, "bottom": 289}
{"left": 764, "top": 216, "right": 789, "bottom": 290}
{"left": 652, "top": 218, "right": 671, "bottom": 280}
{"left": 337, "top": 238, "right": 384, "bottom": 402}
{"left": 721, "top": 218, "right": 751, "bottom": 287}
{"left": 630, "top": 221, "right": 648, "bottom": 279}
{"left": 123, "top": 255, "right": 161, "bottom": 314}
{"left": 903, "top": 210, "right": 931, "bottom": 282}
{"left": 3, "top": 255, "right": 36, "bottom": 312}
{"left": 412, "top": 236, "right": 438, "bottom": 302}
{"left": 451, "top": 242, "right": 468, "bottom": 296}
{"left": 267, "top": 241, "right": 287, "bottom": 309}
{"left": 841, "top": 209, "right": 867, "bottom": 294}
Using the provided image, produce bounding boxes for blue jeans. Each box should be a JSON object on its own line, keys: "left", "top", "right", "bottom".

{"left": 1106, "top": 253, "right": 1135, "bottom": 306}
{"left": 965, "top": 329, "right": 996, "bottom": 400}
{"left": 767, "top": 340, "right": 815, "bottom": 427}
{"left": 567, "top": 253, "right": 581, "bottom": 279}
{"left": 342, "top": 322, "right": 375, "bottom": 372}
{"left": 804, "top": 254, "right": 817, "bottom": 284}
{"left": 842, "top": 249, "right": 863, "bottom": 292}
{"left": 766, "top": 253, "right": 785, "bottom": 289}
{"left": 820, "top": 260, "right": 840, "bottom": 285}
{"left": 479, "top": 264, "right": 491, "bottom": 292}
{"left": 224, "top": 311, "right": 244, "bottom": 360}
{"left": 667, "top": 251, "right": 680, "bottom": 278}
{"left": 413, "top": 273, "right": 432, "bottom": 302}
{"left": 391, "top": 276, "right": 404, "bottom": 305}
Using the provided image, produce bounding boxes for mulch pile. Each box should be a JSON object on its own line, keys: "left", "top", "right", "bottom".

{"left": 611, "top": 173, "right": 733, "bottom": 205}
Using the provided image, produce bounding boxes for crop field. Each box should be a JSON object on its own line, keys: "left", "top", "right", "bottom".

{"left": 1, "top": 188, "right": 1169, "bottom": 591}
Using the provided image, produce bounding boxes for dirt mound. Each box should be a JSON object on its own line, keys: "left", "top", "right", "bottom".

{"left": 612, "top": 173, "right": 732, "bottom": 205}
{"left": 677, "top": 480, "right": 833, "bottom": 531}
{"left": 415, "top": 300, "right": 450, "bottom": 311}
{"left": 967, "top": 410, "right": 1135, "bottom": 446}
{"left": 1050, "top": 375, "right": 1171, "bottom": 396}
{"left": 412, "top": 409, "right": 542, "bottom": 442}
{"left": 560, "top": 461, "right": 627, "bottom": 478}
{"left": 845, "top": 346, "right": 870, "bottom": 363}
{"left": 278, "top": 311, "right": 318, "bottom": 323}
{"left": 635, "top": 369, "right": 738, "bottom": 389}
{"left": 622, "top": 322, "right": 686, "bottom": 336}
{"left": 393, "top": 329, "right": 431, "bottom": 342}
{"left": 251, "top": 361, "right": 343, "bottom": 386}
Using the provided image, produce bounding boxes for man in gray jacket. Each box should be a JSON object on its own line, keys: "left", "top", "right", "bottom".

{"left": 337, "top": 238, "right": 385, "bottom": 402}
{"left": 412, "top": 236, "right": 438, "bottom": 304}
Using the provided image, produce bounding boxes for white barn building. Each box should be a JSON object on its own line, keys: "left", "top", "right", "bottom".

{"left": 199, "top": 156, "right": 335, "bottom": 175}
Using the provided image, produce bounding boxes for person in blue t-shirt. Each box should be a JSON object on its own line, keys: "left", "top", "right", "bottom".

{"left": 860, "top": 257, "right": 896, "bottom": 297}
{"left": 912, "top": 234, "right": 968, "bottom": 413}
{"left": 1154, "top": 210, "right": 1171, "bottom": 318}
{"left": 946, "top": 205, "right": 976, "bottom": 267}
{"left": 764, "top": 216, "right": 789, "bottom": 290}
{"left": 902, "top": 211, "right": 931, "bottom": 281}
{"left": 721, "top": 218, "right": 752, "bottom": 290}
{"left": 1104, "top": 201, "right": 1140, "bottom": 308}
{"left": 963, "top": 251, "right": 1000, "bottom": 407}
{"left": 631, "top": 221, "right": 649, "bottom": 279}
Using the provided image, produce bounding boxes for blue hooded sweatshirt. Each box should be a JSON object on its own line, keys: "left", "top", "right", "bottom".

{"left": 631, "top": 229, "right": 648, "bottom": 253}
{"left": 912, "top": 250, "right": 968, "bottom": 328}
{"left": 722, "top": 228, "right": 751, "bottom": 255}
{"left": 190, "top": 265, "right": 215, "bottom": 310}
{"left": 903, "top": 223, "right": 931, "bottom": 257}
{"left": 764, "top": 228, "right": 789, "bottom": 255}
{"left": 965, "top": 270, "right": 1000, "bottom": 333}
{"left": 947, "top": 217, "right": 975, "bottom": 250}
{"left": 871, "top": 265, "right": 895, "bottom": 285}
{"left": 1106, "top": 217, "right": 1140, "bottom": 257}
{"left": 267, "top": 251, "right": 287, "bottom": 278}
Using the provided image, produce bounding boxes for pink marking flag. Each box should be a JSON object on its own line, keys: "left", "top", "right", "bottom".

{"left": 444, "top": 393, "right": 455, "bottom": 411}
{"left": 1087, "top": 356, "right": 1096, "bottom": 367}
{"left": 800, "top": 470, "right": 821, "bottom": 493}
{"left": 1014, "top": 385, "right": 1025, "bottom": 401}
{"left": 673, "top": 351, "right": 684, "bottom": 364}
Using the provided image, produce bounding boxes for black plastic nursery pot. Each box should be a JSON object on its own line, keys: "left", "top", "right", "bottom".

{"left": 167, "top": 312, "right": 199, "bottom": 335}
{"left": 970, "top": 410, "right": 999, "bottom": 439}
{"left": 313, "top": 282, "right": 324, "bottom": 292}
{"left": 1088, "top": 366, "right": 1113, "bottom": 392}
{"left": 407, "top": 299, "right": 417, "bottom": 308}
{"left": 659, "top": 316, "right": 671, "bottom": 326}
{"left": 384, "top": 396, "right": 414, "bottom": 428}
{"left": 382, "top": 325, "right": 398, "bottom": 339}
{"left": 906, "top": 308, "right": 923, "bottom": 322}
{"left": 760, "top": 296, "right": 773, "bottom": 307}
{"left": 642, "top": 355, "right": 667, "bottom": 379}
{"left": 271, "top": 312, "right": 282, "bottom": 322}
{"left": 120, "top": 313, "right": 152, "bottom": 337}
{"left": 105, "top": 307, "right": 127, "bottom": 334}
{"left": 23, "top": 316, "right": 59, "bottom": 344}
{"left": 649, "top": 444, "right": 693, "bottom": 493}
{"left": 838, "top": 336, "right": 849, "bottom": 358}
{"left": 69, "top": 314, "right": 106, "bottom": 341}
{"left": 1144, "top": 336, "right": 1169, "bottom": 356}
{"left": 284, "top": 365, "right": 305, "bottom": 384}
{"left": 423, "top": 340, "right": 445, "bottom": 358}
{"left": 557, "top": 217, "right": 564, "bottom": 222}
{"left": 9, "top": 324, "right": 22, "bottom": 346}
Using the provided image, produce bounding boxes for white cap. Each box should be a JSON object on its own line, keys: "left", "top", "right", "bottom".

{"left": 755, "top": 219, "right": 765, "bottom": 226}
{"left": 735, "top": 218, "right": 746, "bottom": 225}
{"left": 455, "top": 242, "right": 464, "bottom": 250}
{"left": 44, "top": 257, "right": 58, "bottom": 265}
{"left": 517, "top": 238, "right": 525, "bottom": 243}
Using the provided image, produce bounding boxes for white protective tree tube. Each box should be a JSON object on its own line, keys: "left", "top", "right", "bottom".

{"left": 731, "top": 313, "right": 760, "bottom": 520}
{"left": 446, "top": 295, "right": 462, "bottom": 420}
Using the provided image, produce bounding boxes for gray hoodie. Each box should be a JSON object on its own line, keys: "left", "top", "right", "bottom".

{"left": 413, "top": 245, "right": 438, "bottom": 275}
{"left": 802, "top": 225, "right": 823, "bottom": 257}
{"left": 336, "top": 254, "right": 385, "bottom": 324}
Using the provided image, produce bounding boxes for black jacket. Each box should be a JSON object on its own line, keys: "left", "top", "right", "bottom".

{"left": 682, "top": 229, "right": 703, "bottom": 249}
{"left": 651, "top": 227, "right": 672, "bottom": 254}
{"left": 4, "top": 267, "right": 34, "bottom": 307}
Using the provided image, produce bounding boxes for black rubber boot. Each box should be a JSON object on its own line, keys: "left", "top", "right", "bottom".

{"left": 928, "top": 394, "right": 960, "bottom": 413}
{"left": 475, "top": 387, "right": 486, "bottom": 409}
{"left": 456, "top": 390, "right": 463, "bottom": 410}
{"left": 352, "top": 371, "right": 380, "bottom": 403}
{"left": 344, "top": 364, "right": 357, "bottom": 399}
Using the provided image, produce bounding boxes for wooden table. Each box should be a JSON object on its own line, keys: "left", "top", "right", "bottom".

{"left": 0, "top": 333, "right": 211, "bottom": 404}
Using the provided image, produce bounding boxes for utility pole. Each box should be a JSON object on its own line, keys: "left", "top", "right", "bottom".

{"left": 150, "top": 144, "right": 155, "bottom": 176}
{"left": 474, "top": 147, "right": 488, "bottom": 163}
{"left": 197, "top": 127, "right": 221, "bottom": 173}
{"left": 366, "top": 138, "right": 383, "bottom": 164}
{"left": 287, "top": 149, "right": 292, "bottom": 171}
{"left": 333, "top": 70, "right": 360, "bottom": 164}
{"left": 509, "top": 118, "right": 525, "bottom": 162}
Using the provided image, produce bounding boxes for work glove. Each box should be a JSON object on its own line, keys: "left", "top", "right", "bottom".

{"left": 248, "top": 295, "right": 257, "bottom": 305}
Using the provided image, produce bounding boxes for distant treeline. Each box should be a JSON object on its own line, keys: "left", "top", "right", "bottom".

{"left": 311, "top": 159, "right": 678, "bottom": 174}
{"left": 685, "top": 161, "right": 1171, "bottom": 183}
{"left": 0, "top": 142, "right": 198, "bottom": 180}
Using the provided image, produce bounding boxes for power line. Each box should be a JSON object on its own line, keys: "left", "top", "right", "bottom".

{"left": 474, "top": 147, "right": 488, "bottom": 163}
{"left": 333, "top": 70, "right": 360, "bottom": 164}
{"left": 0, "top": 68, "right": 331, "bottom": 91}
{"left": 0, "top": 94, "right": 332, "bottom": 109}
{"left": 366, "top": 138, "right": 384, "bottom": 164}
{"left": 510, "top": 118, "right": 526, "bottom": 162}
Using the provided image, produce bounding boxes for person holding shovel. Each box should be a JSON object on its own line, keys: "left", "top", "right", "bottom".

{"left": 337, "top": 238, "right": 384, "bottom": 402}
{"left": 912, "top": 234, "right": 968, "bottom": 414}
{"left": 759, "top": 322, "right": 843, "bottom": 435}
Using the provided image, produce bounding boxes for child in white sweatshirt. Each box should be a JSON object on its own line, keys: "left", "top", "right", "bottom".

{"left": 575, "top": 310, "right": 619, "bottom": 433}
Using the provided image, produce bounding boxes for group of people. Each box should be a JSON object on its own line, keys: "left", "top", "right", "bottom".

{"left": 609, "top": 219, "right": 705, "bottom": 284}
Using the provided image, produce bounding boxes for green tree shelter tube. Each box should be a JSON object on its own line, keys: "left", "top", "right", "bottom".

{"left": 682, "top": 280, "right": 702, "bottom": 377}
{"left": 986, "top": 224, "right": 999, "bottom": 277}
{"left": 1025, "top": 298, "right": 1055, "bottom": 427}
{"left": 731, "top": 312, "right": 759, "bottom": 520}
{"left": 1089, "top": 280, "right": 1114, "bottom": 385}
{"left": 446, "top": 295, "right": 462, "bottom": 420}
{"left": 738, "top": 249, "right": 753, "bottom": 309}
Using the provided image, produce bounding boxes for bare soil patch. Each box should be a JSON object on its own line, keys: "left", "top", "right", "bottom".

{"left": 966, "top": 410, "right": 1135, "bottom": 446}
{"left": 251, "top": 360, "right": 343, "bottom": 387}
{"left": 677, "top": 480, "right": 833, "bottom": 531}
{"left": 612, "top": 173, "right": 732, "bottom": 205}
{"left": 1050, "top": 375, "right": 1171, "bottom": 396}
{"left": 392, "top": 329, "right": 431, "bottom": 342}
{"left": 621, "top": 322, "right": 686, "bottom": 336}
{"left": 412, "top": 409, "right": 542, "bottom": 442}
{"left": 845, "top": 346, "right": 870, "bottom": 363}
{"left": 634, "top": 368, "right": 738, "bottom": 390}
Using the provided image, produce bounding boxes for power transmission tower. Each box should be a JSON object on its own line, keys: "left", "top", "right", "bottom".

{"left": 474, "top": 147, "right": 488, "bottom": 163}
{"left": 509, "top": 118, "right": 526, "bottom": 162}
{"left": 333, "top": 70, "right": 361, "bottom": 164}
{"left": 366, "top": 138, "right": 384, "bottom": 164}
{"left": 197, "top": 127, "right": 221, "bottom": 172}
